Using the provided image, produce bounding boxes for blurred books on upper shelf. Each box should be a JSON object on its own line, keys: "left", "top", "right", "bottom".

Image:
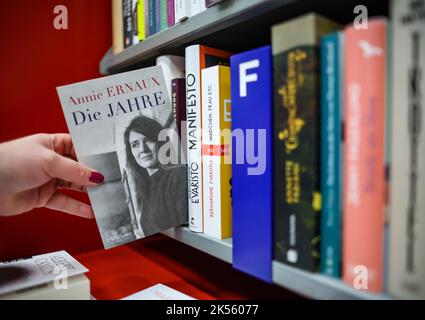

{"left": 112, "top": 0, "right": 217, "bottom": 54}
{"left": 0, "top": 251, "right": 90, "bottom": 300}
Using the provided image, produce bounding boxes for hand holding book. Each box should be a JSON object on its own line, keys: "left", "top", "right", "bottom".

{"left": 0, "top": 133, "right": 104, "bottom": 218}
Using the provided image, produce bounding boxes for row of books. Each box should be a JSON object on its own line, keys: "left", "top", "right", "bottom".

{"left": 111, "top": 0, "right": 225, "bottom": 54}
{"left": 164, "top": 1, "right": 424, "bottom": 299}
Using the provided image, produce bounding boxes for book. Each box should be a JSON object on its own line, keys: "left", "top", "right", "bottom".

{"left": 148, "top": 0, "right": 156, "bottom": 35}
{"left": 160, "top": 0, "right": 168, "bottom": 31}
{"left": 201, "top": 65, "right": 232, "bottom": 239}
{"left": 57, "top": 67, "right": 188, "bottom": 249}
{"left": 131, "top": 0, "right": 140, "bottom": 45}
{"left": 190, "top": 0, "right": 206, "bottom": 16}
{"left": 123, "top": 0, "right": 134, "bottom": 48}
{"left": 185, "top": 44, "right": 231, "bottom": 233}
{"left": 320, "top": 31, "right": 344, "bottom": 278}
{"left": 272, "top": 13, "right": 340, "bottom": 272}
{"left": 156, "top": 55, "right": 185, "bottom": 102}
{"left": 230, "top": 45, "right": 274, "bottom": 283}
{"left": 167, "top": 0, "right": 175, "bottom": 27}
{"left": 175, "top": 0, "right": 190, "bottom": 22}
{"left": 123, "top": 283, "right": 195, "bottom": 300}
{"left": 137, "top": 0, "right": 146, "bottom": 41}
{"left": 343, "top": 18, "right": 388, "bottom": 292}
{"left": 172, "top": 78, "right": 186, "bottom": 139}
{"left": 155, "top": 0, "right": 161, "bottom": 33}
{"left": 0, "top": 251, "right": 90, "bottom": 300}
{"left": 389, "top": 0, "right": 425, "bottom": 299}
{"left": 112, "top": 0, "right": 124, "bottom": 54}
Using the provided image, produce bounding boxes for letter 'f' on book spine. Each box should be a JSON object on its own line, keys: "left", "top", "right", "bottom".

{"left": 230, "top": 46, "right": 273, "bottom": 283}
{"left": 343, "top": 18, "right": 388, "bottom": 293}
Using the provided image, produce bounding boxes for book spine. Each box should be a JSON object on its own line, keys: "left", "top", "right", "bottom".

{"left": 137, "top": 0, "right": 146, "bottom": 41}
{"left": 155, "top": 0, "right": 161, "bottom": 33}
{"left": 272, "top": 15, "right": 339, "bottom": 272}
{"left": 186, "top": 45, "right": 203, "bottom": 232}
{"left": 132, "top": 0, "right": 139, "bottom": 45}
{"left": 144, "top": 0, "right": 150, "bottom": 37}
{"left": 175, "top": 0, "right": 189, "bottom": 22}
{"left": 201, "top": 66, "right": 232, "bottom": 239}
{"left": 389, "top": 0, "right": 425, "bottom": 299}
{"left": 123, "top": 0, "right": 133, "bottom": 48}
{"left": 160, "top": 0, "right": 168, "bottom": 31}
{"left": 343, "top": 19, "right": 388, "bottom": 293}
{"left": 167, "top": 0, "right": 175, "bottom": 27}
{"left": 230, "top": 46, "right": 273, "bottom": 282}
{"left": 320, "top": 32, "right": 344, "bottom": 278}
{"left": 172, "top": 78, "right": 186, "bottom": 138}
{"left": 190, "top": 0, "right": 201, "bottom": 16}
{"left": 112, "top": 0, "right": 124, "bottom": 54}
{"left": 148, "top": 0, "right": 156, "bottom": 35}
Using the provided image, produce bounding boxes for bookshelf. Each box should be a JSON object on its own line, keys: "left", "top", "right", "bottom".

{"left": 162, "top": 227, "right": 392, "bottom": 300}
{"left": 100, "top": 0, "right": 391, "bottom": 300}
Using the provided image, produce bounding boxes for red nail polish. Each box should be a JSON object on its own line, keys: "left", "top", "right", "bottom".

{"left": 89, "top": 172, "right": 104, "bottom": 184}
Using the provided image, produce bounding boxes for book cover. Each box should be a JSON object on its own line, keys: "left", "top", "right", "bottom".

{"left": 167, "top": 0, "right": 175, "bottom": 27}
{"left": 272, "top": 13, "right": 340, "bottom": 272}
{"left": 112, "top": 0, "right": 124, "bottom": 54}
{"left": 57, "top": 67, "right": 188, "bottom": 249}
{"left": 320, "top": 31, "right": 344, "bottom": 278}
{"left": 201, "top": 65, "right": 232, "bottom": 239}
{"left": 172, "top": 78, "right": 186, "bottom": 139}
{"left": 185, "top": 44, "right": 231, "bottom": 233}
{"left": 343, "top": 19, "right": 388, "bottom": 292}
{"left": 389, "top": 0, "right": 425, "bottom": 299}
{"left": 230, "top": 46, "right": 273, "bottom": 283}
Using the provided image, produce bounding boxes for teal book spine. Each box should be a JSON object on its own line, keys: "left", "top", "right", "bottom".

{"left": 320, "top": 32, "right": 344, "bottom": 278}
{"left": 160, "top": 0, "right": 168, "bottom": 31}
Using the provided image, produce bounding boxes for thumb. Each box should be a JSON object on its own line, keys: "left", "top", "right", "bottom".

{"left": 44, "top": 152, "right": 104, "bottom": 186}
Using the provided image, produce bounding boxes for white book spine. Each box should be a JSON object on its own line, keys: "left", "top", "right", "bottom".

{"left": 175, "top": 0, "right": 190, "bottom": 21}
{"left": 190, "top": 0, "right": 204, "bottom": 16}
{"left": 389, "top": 0, "right": 425, "bottom": 299}
{"left": 201, "top": 66, "right": 221, "bottom": 239}
{"left": 186, "top": 45, "right": 203, "bottom": 232}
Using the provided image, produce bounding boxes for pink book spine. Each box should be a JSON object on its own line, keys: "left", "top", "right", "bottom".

{"left": 343, "top": 19, "right": 387, "bottom": 293}
{"left": 167, "top": 0, "right": 175, "bottom": 27}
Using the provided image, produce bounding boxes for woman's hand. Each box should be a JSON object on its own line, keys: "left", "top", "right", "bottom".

{"left": 0, "top": 133, "right": 104, "bottom": 218}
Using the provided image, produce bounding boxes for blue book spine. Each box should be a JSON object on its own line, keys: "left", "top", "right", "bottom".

{"left": 230, "top": 46, "right": 273, "bottom": 283}
{"left": 320, "top": 32, "right": 344, "bottom": 278}
{"left": 155, "top": 0, "right": 161, "bottom": 33}
{"left": 148, "top": 0, "right": 156, "bottom": 35}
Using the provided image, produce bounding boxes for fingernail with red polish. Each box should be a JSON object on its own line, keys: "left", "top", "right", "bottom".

{"left": 89, "top": 172, "right": 104, "bottom": 184}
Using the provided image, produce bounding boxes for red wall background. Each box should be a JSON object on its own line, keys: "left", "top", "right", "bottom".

{"left": 0, "top": 1, "right": 111, "bottom": 261}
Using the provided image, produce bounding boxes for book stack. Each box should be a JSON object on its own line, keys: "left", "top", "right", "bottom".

{"left": 0, "top": 251, "right": 90, "bottom": 300}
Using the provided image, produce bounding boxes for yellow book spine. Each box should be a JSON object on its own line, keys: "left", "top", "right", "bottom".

{"left": 137, "top": 0, "right": 146, "bottom": 41}
{"left": 218, "top": 66, "right": 232, "bottom": 239}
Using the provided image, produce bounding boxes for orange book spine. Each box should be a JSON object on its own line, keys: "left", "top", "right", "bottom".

{"left": 343, "top": 19, "right": 387, "bottom": 292}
